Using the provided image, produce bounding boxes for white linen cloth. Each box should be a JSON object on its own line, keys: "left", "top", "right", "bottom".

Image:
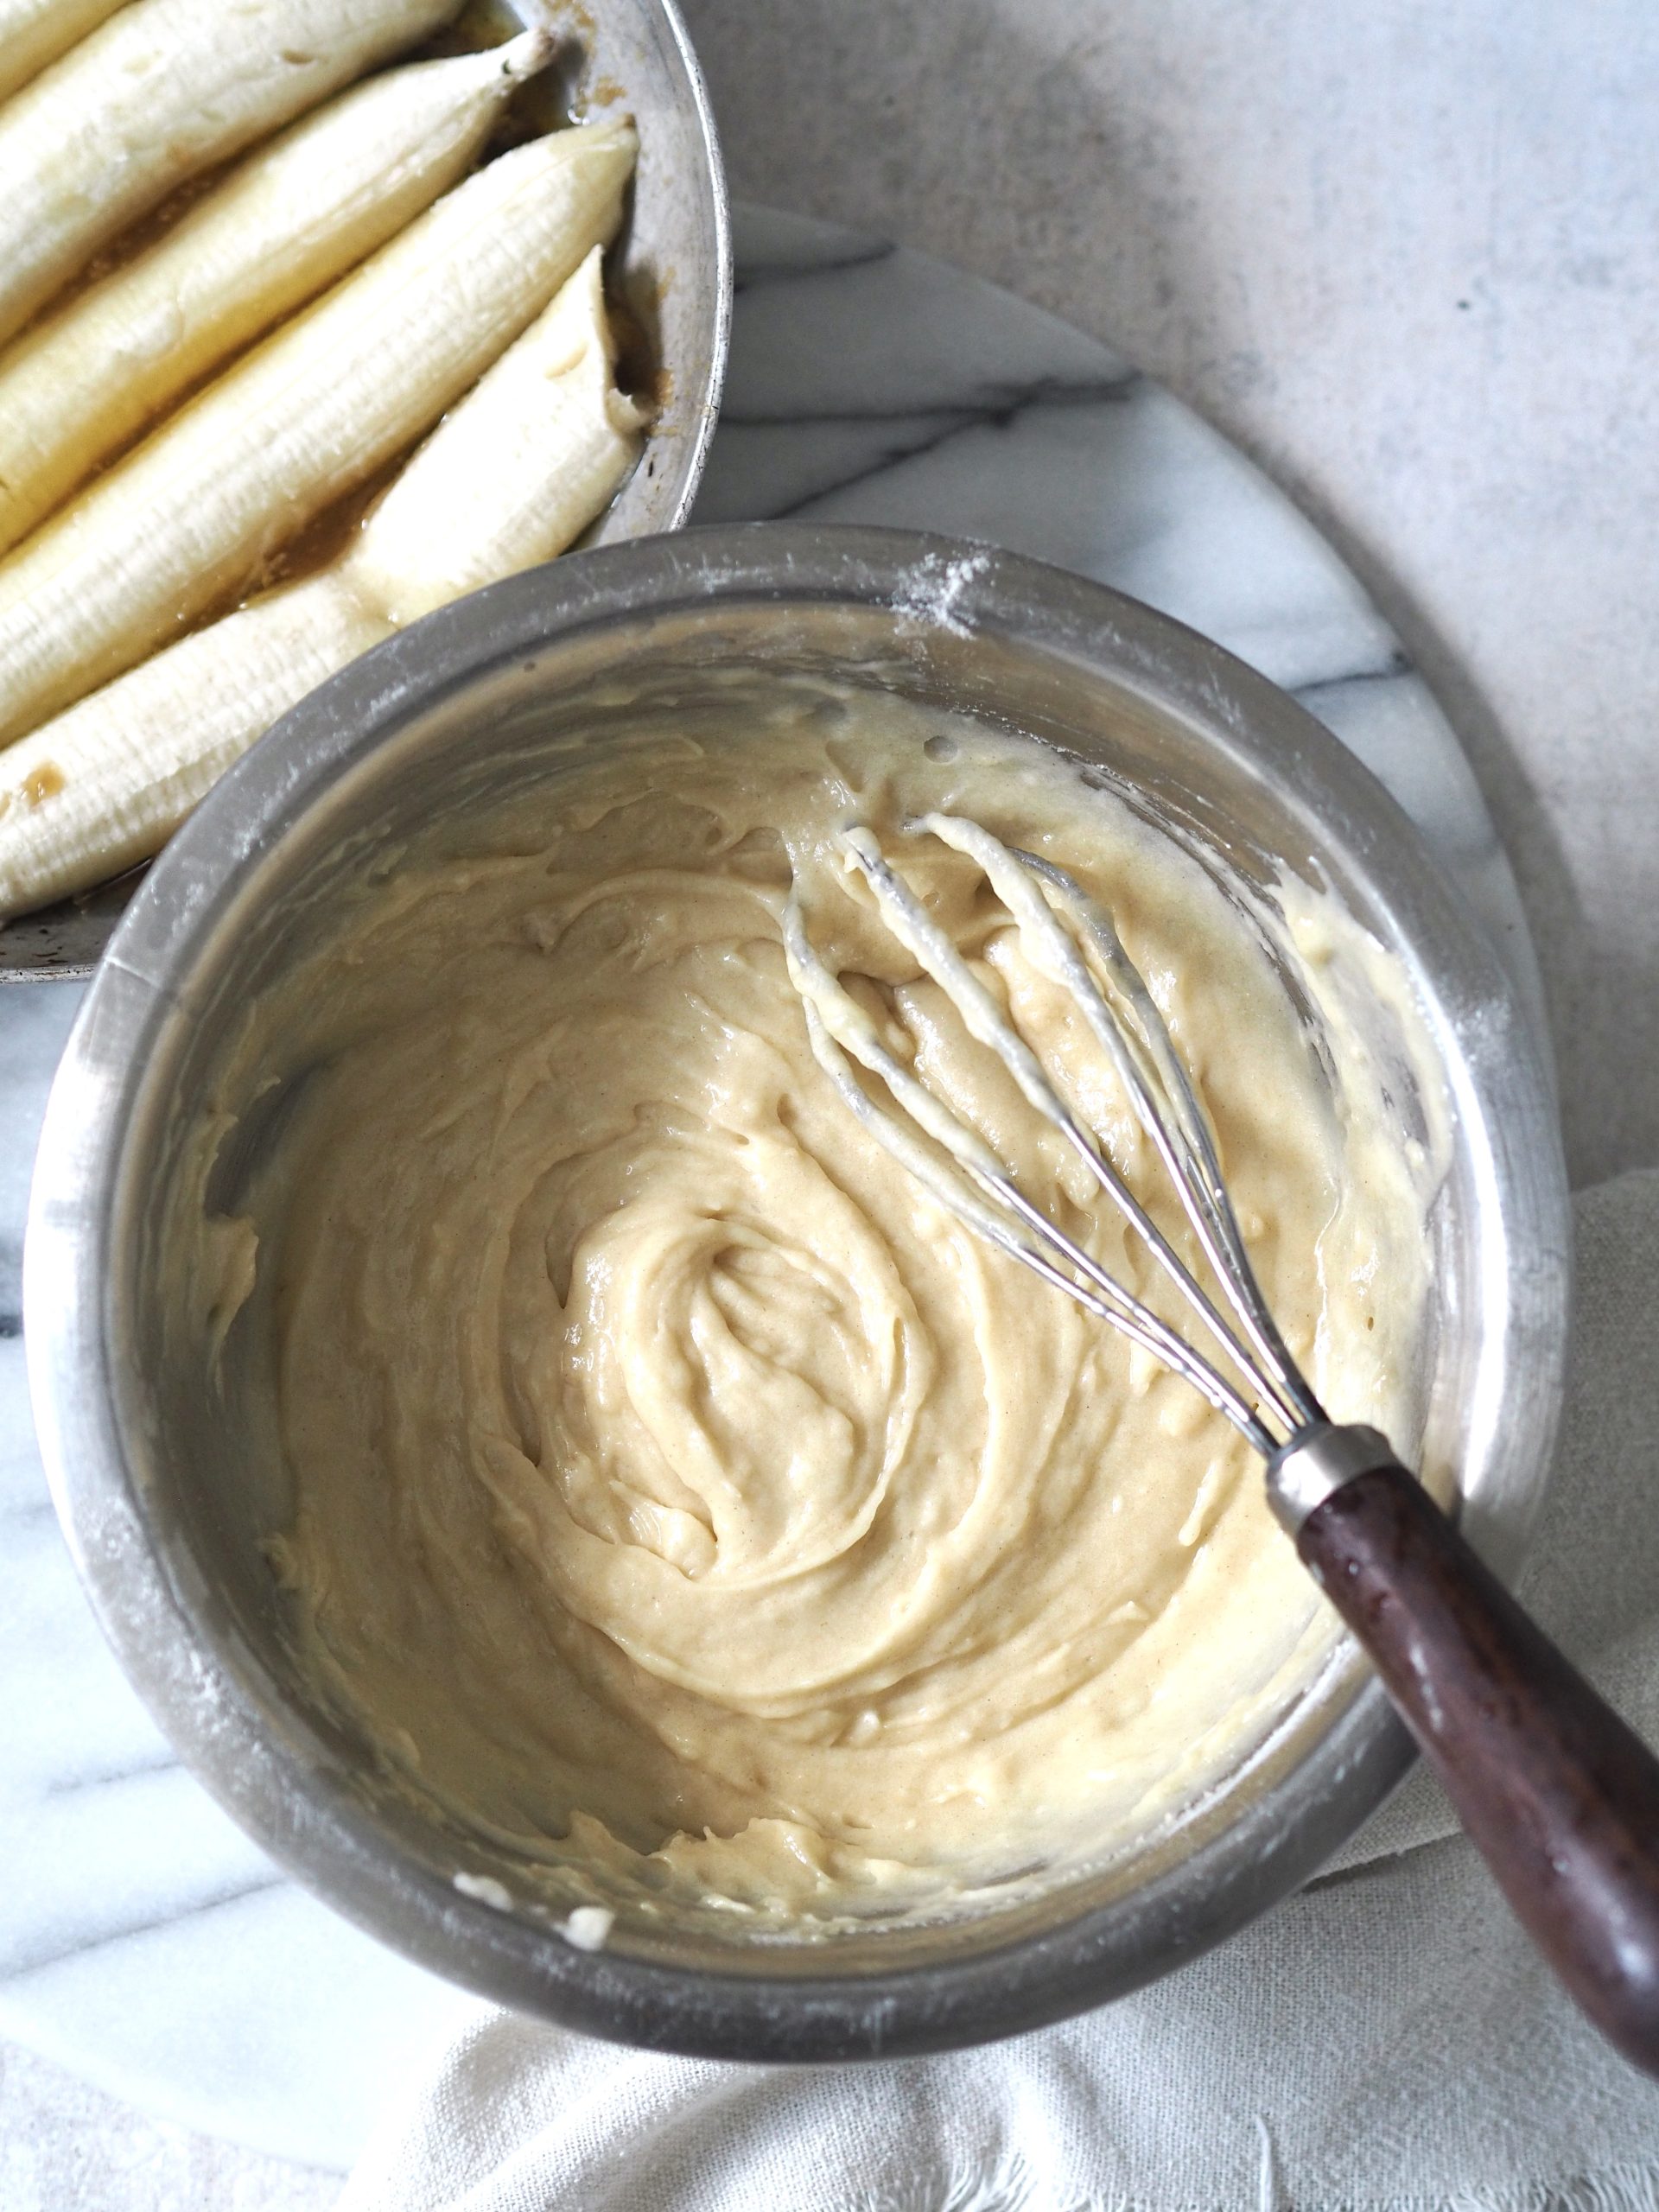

{"left": 339, "top": 1172, "right": 1659, "bottom": 2212}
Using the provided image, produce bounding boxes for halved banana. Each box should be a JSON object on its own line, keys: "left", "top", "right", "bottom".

{"left": 0, "top": 31, "right": 556, "bottom": 559}
{"left": 344, "top": 247, "right": 646, "bottom": 625}
{"left": 0, "top": 0, "right": 463, "bottom": 346}
{"left": 0, "top": 0, "right": 128, "bottom": 105}
{"left": 0, "top": 250, "right": 645, "bottom": 919}
{"left": 0, "top": 124, "right": 638, "bottom": 747}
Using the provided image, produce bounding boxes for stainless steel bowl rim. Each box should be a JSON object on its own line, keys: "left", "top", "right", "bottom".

{"left": 600, "top": 0, "right": 731, "bottom": 538}
{"left": 25, "top": 524, "right": 1572, "bottom": 2062}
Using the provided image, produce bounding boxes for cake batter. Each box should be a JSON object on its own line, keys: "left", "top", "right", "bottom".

{"left": 195, "top": 684, "right": 1440, "bottom": 1925}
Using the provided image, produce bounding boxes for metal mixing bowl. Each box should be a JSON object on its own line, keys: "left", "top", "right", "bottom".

{"left": 25, "top": 525, "right": 1570, "bottom": 2061}
{"left": 0, "top": 0, "right": 730, "bottom": 983}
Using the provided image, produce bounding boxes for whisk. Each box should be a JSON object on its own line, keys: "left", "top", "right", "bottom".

{"left": 785, "top": 814, "right": 1659, "bottom": 2081}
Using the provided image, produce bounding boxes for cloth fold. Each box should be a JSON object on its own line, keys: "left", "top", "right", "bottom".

{"left": 339, "top": 1174, "right": 1659, "bottom": 2212}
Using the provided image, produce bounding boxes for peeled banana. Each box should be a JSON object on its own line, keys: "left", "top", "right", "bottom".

{"left": 346, "top": 251, "right": 647, "bottom": 625}
{"left": 0, "top": 0, "right": 128, "bottom": 105}
{"left": 0, "top": 123, "right": 638, "bottom": 747}
{"left": 0, "top": 0, "right": 462, "bottom": 347}
{"left": 0, "top": 31, "right": 554, "bottom": 561}
{"left": 0, "top": 250, "right": 645, "bottom": 919}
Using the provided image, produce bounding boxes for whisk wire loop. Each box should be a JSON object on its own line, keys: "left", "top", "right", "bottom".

{"left": 994, "top": 840, "right": 1324, "bottom": 1432}
{"left": 784, "top": 936, "right": 1279, "bottom": 1455}
{"left": 785, "top": 818, "right": 1332, "bottom": 1459}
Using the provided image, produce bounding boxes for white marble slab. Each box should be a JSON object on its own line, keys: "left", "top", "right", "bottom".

{"left": 0, "top": 203, "right": 1544, "bottom": 2174}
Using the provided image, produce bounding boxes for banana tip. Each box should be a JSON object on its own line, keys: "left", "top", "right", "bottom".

{"left": 500, "top": 27, "right": 558, "bottom": 80}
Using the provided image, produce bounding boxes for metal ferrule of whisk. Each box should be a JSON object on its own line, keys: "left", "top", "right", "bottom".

{"left": 781, "top": 815, "right": 1398, "bottom": 1532}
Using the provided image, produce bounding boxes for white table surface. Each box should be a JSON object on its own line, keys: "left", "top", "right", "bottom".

{"left": 5, "top": 0, "right": 1656, "bottom": 2202}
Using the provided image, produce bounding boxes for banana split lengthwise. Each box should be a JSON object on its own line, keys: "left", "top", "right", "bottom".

{"left": 0, "top": 0, "right": 463, "bottom": 348}
{"left": 0, "top": 252, "right": 642, "bottom": 917}
{"left": 0, "top": 5, "right": 650, "bottom": 919}
{"left": 0, "top": 33, "right": 557, "bottom": 562}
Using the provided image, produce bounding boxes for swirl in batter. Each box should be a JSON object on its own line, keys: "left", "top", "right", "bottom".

{"left": 212, "top": 690, "right": 1436, "bottom": 1923}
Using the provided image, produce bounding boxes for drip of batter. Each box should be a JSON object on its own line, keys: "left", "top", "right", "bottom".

{"left": 194, "top": 685, "right": 1440, "bottom": 1926}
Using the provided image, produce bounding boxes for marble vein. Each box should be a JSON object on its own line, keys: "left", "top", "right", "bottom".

{"left": 1294, "top": 656, "right": 1414, "bottom": 693}
{"left": 717, "top": 375, "right": 1141, "bottom": 428}
{"left": 0, "top": 1497, "right": 55, "bottom": 1531}
{"left": 5, "top": 1877, "right": 289, "bottom": 1985}
{"left": 734, "top": 238, "right": 897, "bottom": 290}
{"left": 41, "top": 1754, "right": 182, "bottom": 1799}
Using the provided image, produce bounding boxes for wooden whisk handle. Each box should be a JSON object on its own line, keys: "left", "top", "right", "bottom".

{"left": 1286, "top": 1448, "right": 1659, "bottom": 2078}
